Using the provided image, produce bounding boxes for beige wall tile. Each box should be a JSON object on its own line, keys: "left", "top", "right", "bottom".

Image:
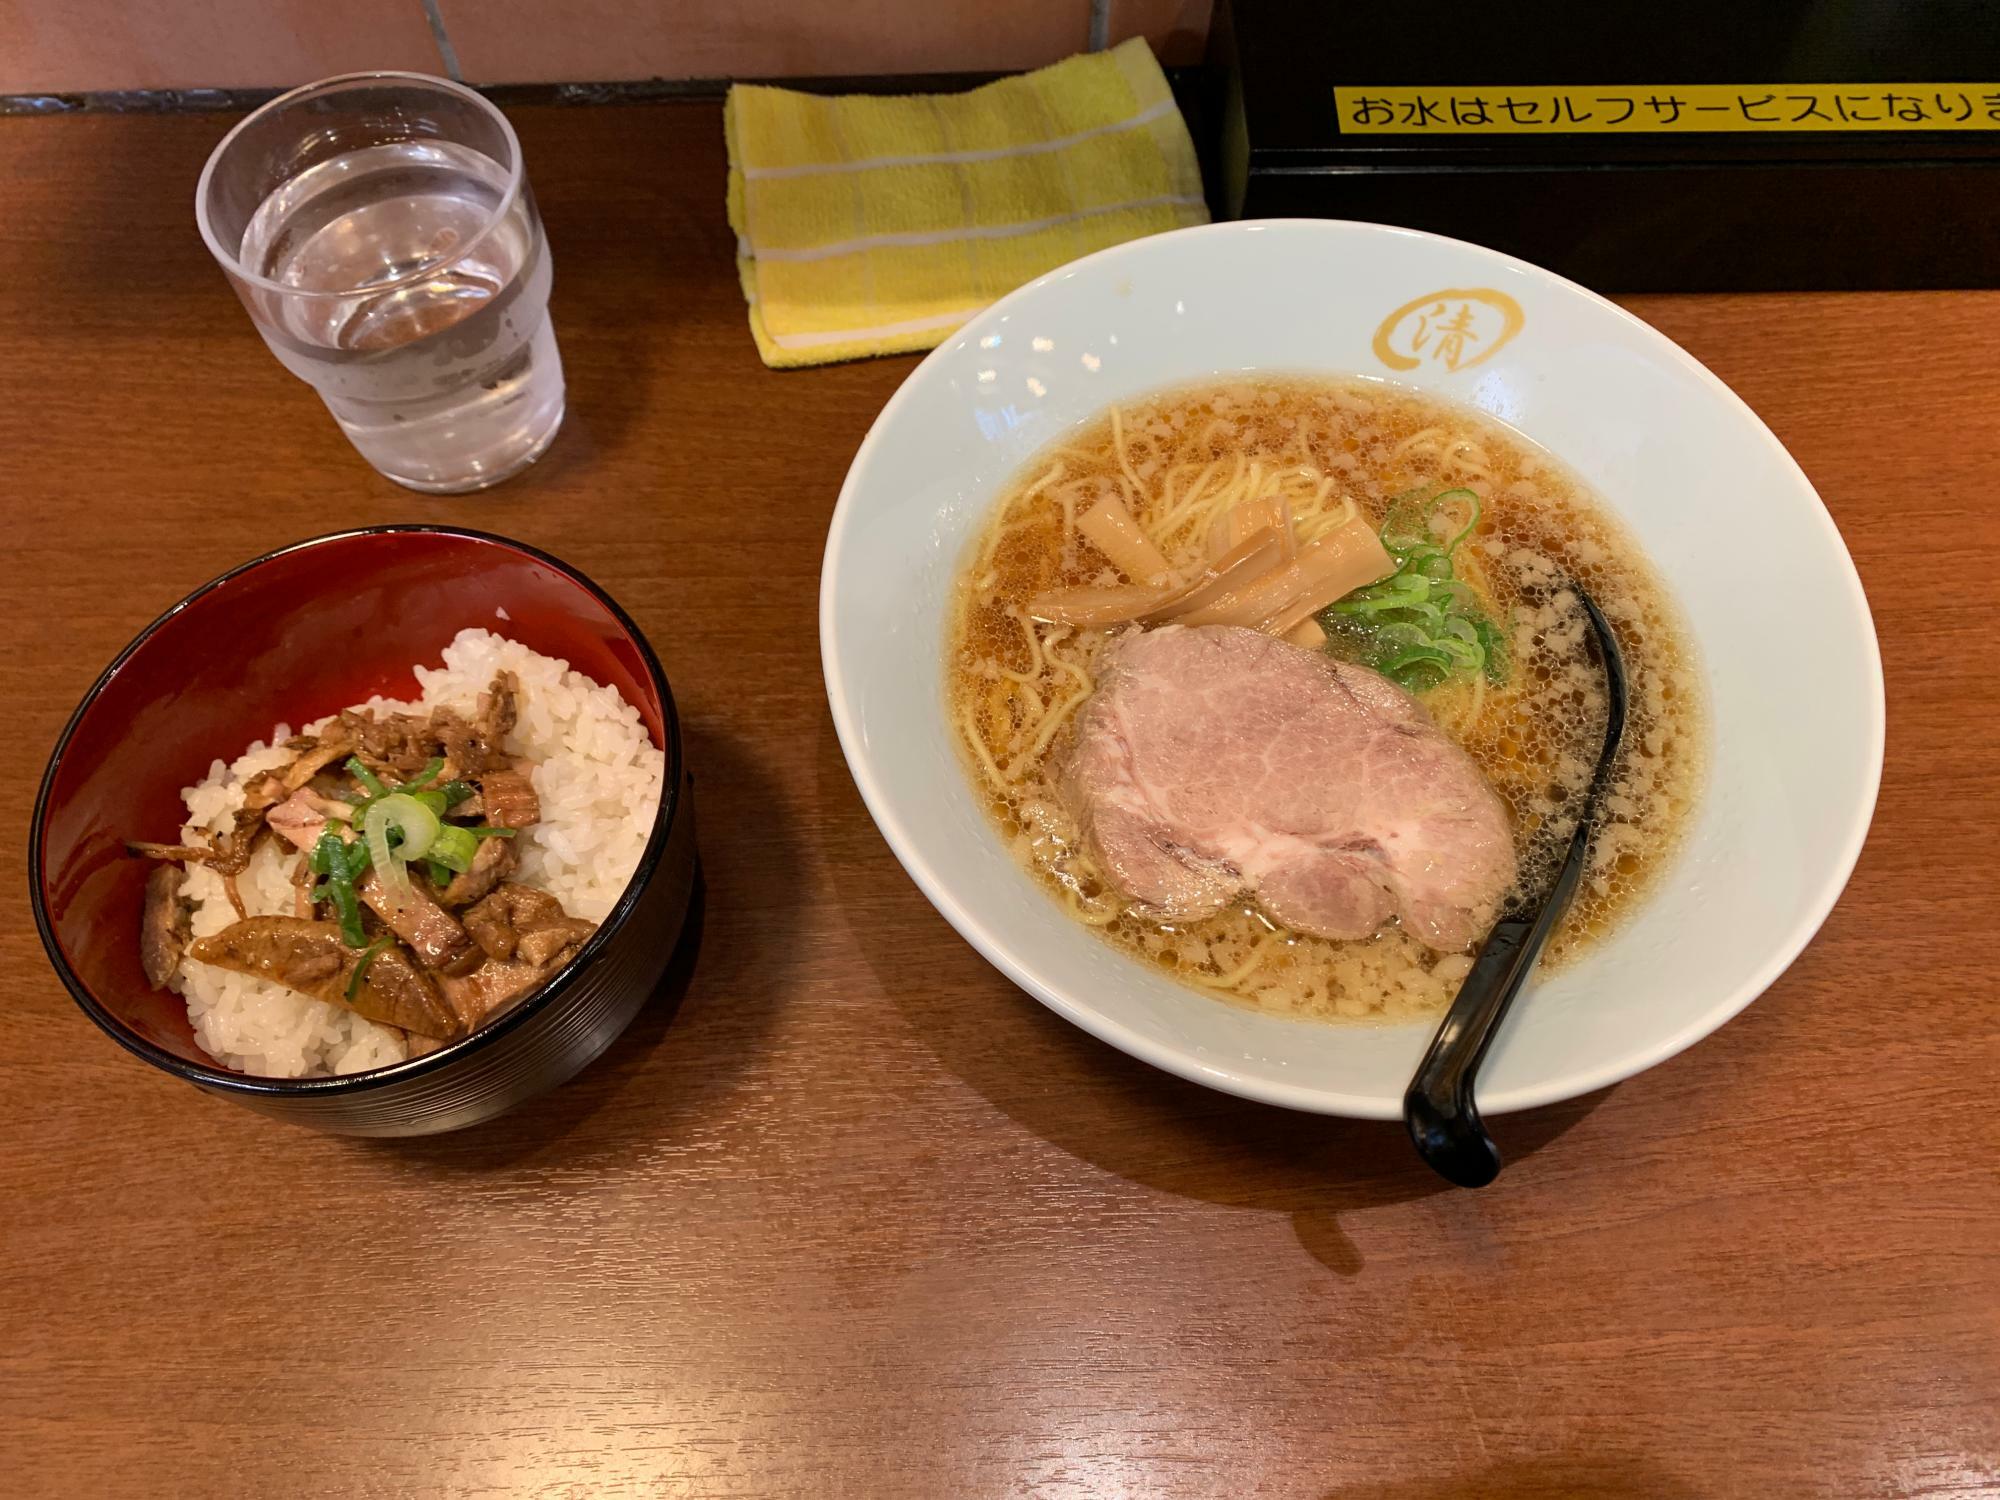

{"left": 437, "top": 0, "right": 1093, "bottom": 84}
{"left": 0, "top": 0, "right": 1213, "bottom": 96}
{"left": 1107, "top": 0, "right": 1213, "bottom": 65}
{"left": 0, "top": 0, "right": 444, "bottom": 94}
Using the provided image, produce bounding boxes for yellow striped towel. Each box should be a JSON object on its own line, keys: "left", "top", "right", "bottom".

{"left": 724, "top": 38, "right": 1209, "bottom": 368}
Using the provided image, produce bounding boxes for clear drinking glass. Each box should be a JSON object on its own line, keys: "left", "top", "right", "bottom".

{"left": 196, "top": 72, "right": 564, "bottom": 494}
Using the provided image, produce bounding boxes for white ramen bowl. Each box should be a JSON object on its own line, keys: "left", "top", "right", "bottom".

{"left": 821, "top": 220, "right": 1882, "bottom": 1119}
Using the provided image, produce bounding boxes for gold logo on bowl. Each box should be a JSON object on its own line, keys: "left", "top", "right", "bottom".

{"left": 1372, "top": 288, "right": 1524, "bottom": 373}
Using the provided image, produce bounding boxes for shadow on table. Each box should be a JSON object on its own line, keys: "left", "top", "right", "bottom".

{"left": 509, "top": 250, "right": 667, "bottom": 482}
{"left": 370, "top": 723, "right": 797, "bottom": 1172}
{"left": 1319, "top": 1451, "right": 1703, "bottom": 1499}
{"left": 816, "top": 707, "right": 1610, "bottom": 1275}
{"left": 872, "top": 921, "right": 1608, "bottom": 1278}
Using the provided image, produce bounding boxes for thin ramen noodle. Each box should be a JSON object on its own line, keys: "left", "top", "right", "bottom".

{"left": 948, "top": 378, "right": 1706, "bottom": 1024}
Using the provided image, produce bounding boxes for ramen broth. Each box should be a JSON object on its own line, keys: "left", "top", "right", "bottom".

{"left": 948, "top": 377, "right": 1705, "bottom": 1023}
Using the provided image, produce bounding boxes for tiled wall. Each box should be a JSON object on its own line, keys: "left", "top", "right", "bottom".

{"left": 0, "top": 0, "right": 1212, "bottom": 94}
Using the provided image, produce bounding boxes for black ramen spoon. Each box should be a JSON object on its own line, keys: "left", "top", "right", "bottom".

{"left": 1402, "top": 580, "right": 1630, "bottom": 1189}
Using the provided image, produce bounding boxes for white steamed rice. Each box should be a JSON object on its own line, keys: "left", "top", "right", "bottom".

{"left": 170, "top": 629, "right": 664, "bottom": 1078}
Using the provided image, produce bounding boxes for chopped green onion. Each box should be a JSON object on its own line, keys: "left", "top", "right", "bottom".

{"left": 439, "top": 780, "right": 476, "bottom": 807}
{"left": 460, "top": 825, "right": 519, "bottom": 839}
{"left": 307, "top": 831, "right": 341, "bottom": 877}
{"left": 426, "top": 859, "right": 455, "bottom": 889}
{"left": 1381, "top": 487, "right": 1480, "bottom": 558}
{"left": 343, "top": 755, "right": 452, "bottom": 825}
{"left": 429, "top": 824, "right": 479, "bottom": 873}
{"left": 365, "top": 809, "right": 406, "bottom": 904}
{"left": 346, "top": 935, "right": 396, "bottom": 1000}
{"left": 345, "top": 758, "right": 388, "bottom": 797}
{"left": 376, "top": 794, "right": 441, "bottom": 859}
{"left": 400, "top": 758, "right": 446, "bottom": 792}
{"left": 328, "top": 877, "right": 366, "bottom": 947}
{"left": 363, "top": 793, "right": 442, "bottom": 905}
{"left": 1471, "top": 613, "right": 1510, "bottom": 683}
{"left": 310, "top": 830, "right": 369, "bottom": 944}
{"left": 347, "top": 760, "right": 445, "bottom": 830}
{"left": 1321, "top": 487, "right": 1508, "bottom": 693}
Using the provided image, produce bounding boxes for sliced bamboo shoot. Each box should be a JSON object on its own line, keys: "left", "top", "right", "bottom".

{"left": 1259, "top": 517, "right": 1397, "bottom": 636}
{"left": 1207, "top": 495, "right": 1295, "bottom": 561}
{"left": 1027, "top": 526, "right": 1288, "bottom": 628}
{"left": 1283, "top": 617, "right": 1327, "bottom": 649}
{"left": 1023, "top": 580, "right": 1174, "bottom": 627}
{"left": 1171, "top": 518, "right": 1392, "bottom": 632}
{"left": 1141, "top": 528, "right": 1289, "bottom": 624}
{"left": 1077, "top": 492, "right": 1173, "bottom": 585}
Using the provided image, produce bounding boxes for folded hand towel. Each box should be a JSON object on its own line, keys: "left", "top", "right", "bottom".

{"left": 725, "top": 38, "right": 1208, "bottom": 368}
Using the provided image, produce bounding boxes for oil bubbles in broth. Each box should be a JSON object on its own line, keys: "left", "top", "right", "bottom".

{"left": 948, "top": 377, "right": 1706, "bottom": 1024}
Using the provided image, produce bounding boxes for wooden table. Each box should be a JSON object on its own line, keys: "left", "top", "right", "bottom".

{"left": 3, "top": 102, "right": 1995, "bottom": 1500}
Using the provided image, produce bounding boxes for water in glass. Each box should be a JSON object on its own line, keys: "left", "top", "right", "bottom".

{"left": 238, "top": 140, "right": 563, "bottom": 492}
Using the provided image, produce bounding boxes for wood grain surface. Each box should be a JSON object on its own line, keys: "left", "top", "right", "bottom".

{"left": 1, "top": 103, "right": 1995, "bottom": 1500}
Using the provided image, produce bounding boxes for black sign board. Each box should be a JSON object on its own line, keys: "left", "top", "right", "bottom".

{"left": 1205, "top": 0, "right": 2000, "bottom": 288}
